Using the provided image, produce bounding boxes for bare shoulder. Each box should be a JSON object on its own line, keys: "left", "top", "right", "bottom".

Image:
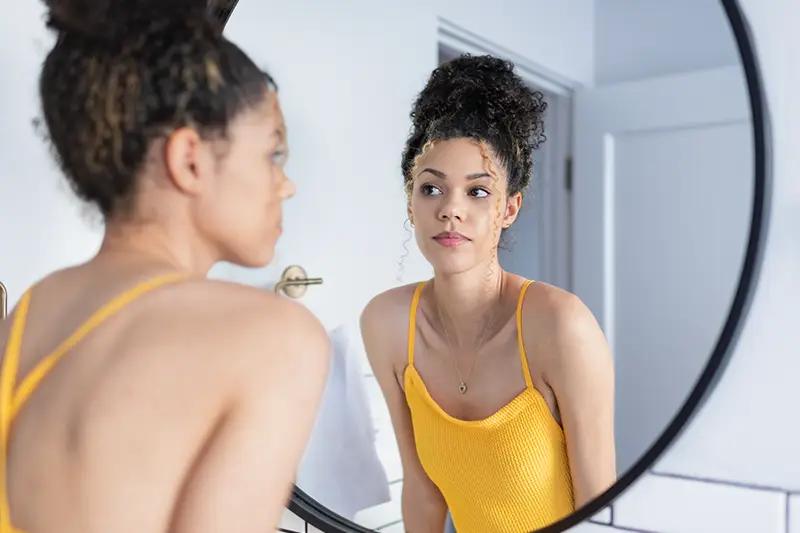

{"left": 521, "top": 281, "right": 612, "bottom": 378}
{"left": 160, "top": 278, "right": 325, "bottom": 342}
{"left": 522, "top": 282, "right": 598, "bottom": 335}
{"left": 128, "top": 278, "right": 331, "bottom": 393}
{"left": 360, "top": 282, "right": 421, "bottom": 373}
{"left": 360, "top": 283, "right": 419, "bottom": 335}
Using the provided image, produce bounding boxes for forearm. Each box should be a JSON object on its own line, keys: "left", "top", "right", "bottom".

{"left": 401, "top": 485, "right": 447, "bottom": 533}
{"left": 571, "top": 463, "right": 617, "bottom": 510}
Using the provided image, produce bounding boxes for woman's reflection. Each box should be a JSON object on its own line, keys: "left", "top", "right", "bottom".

{"left": 360, "top": 55, "right": 616, "bottom": 533}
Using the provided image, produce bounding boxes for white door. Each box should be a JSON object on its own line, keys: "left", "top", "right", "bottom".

{"left": 571, "top": 66, "right": 753, "bottom": 474}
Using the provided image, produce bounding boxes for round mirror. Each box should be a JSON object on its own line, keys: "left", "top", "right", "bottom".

{"left": 213, "top": 0, "right": 769, "bottom": 531}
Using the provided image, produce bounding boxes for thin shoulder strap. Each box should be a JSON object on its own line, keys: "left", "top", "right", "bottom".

{"left": 0, "top": 288, "right": 33, "bottom": 531}
{"left": 407, "top": 282, "right": 426, "bottom": 368}
{"left": 10, "top": 272, "right": 188, "bottom": 418}
{"left": 516, "top": 279, "right": 535, "bottom": 390}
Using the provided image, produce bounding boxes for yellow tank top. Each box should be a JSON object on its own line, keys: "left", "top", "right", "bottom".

{"left": 0, "top": 273, "right": 187, "bottom": 533}
{"left": 404, "top": 280, "right": 575, "bottom": 533}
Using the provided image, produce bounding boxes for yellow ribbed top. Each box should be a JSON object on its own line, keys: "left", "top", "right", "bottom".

{"left": 0, "top": 273, "right": 187, "bottom": 533}
{"left": 404, "top": 280, "right": 575, "bottom": 533}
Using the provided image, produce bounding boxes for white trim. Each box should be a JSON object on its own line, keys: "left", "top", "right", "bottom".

{"left": 436, "top": 17, "right": 581, "bottom": 97}
{"left": 602, "top": 133, "right": 616, "bottom": 352}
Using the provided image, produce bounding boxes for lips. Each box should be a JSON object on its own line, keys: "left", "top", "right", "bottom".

{"left": 433, "top": 231, "right": 470, "bottom": 248}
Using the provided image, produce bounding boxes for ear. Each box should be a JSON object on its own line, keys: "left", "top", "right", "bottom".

{"left": 502, "top": 192, "right": 523, "bottom": 228}
{"left": 163, "top": 127, "right": 216, "bottom": 196}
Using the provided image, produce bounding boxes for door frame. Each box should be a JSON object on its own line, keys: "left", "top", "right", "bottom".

{"left": 437, "top": 18, "right": 580, "bottom": 291}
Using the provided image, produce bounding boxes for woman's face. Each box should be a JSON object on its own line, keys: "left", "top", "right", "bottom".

{"left": 408, "top": 138, "right": 522, "bottom": 275}
{"left": 195, "top": 92, "right": 296, "bottom": 268}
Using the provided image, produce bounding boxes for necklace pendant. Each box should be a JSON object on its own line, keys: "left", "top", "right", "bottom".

{"left": 458, "top": 382, "right": 467, "bottom": 394}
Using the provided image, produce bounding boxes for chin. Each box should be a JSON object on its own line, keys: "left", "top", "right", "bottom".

{"left": 422, "top": 250, "right": 478, "bottom": 276}
{"left": 226, "top": 245, "right": 276, "bottom": 269}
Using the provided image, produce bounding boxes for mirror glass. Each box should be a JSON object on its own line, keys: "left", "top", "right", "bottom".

{"left": 219, "top": 1, "right": 753, "bottom": 532}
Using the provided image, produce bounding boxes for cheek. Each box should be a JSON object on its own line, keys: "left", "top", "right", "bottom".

{"left": 235, "top": 161, "right": 277, "bottom": 204}
{"left": 473, "top": 202, "right": 504, "bottom": 238}
{"left": 409, "top": 195, "right": 426, "bottom": 216}
{"left": 208, "top": 166, "right": 268, "bottom": 224}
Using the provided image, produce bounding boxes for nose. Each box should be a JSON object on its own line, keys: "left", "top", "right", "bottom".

{"left": 437, "top": 196, "right": 464, "bottom": 222}
{"left": 280, "top": 171, "right": 297, "bottom": 200}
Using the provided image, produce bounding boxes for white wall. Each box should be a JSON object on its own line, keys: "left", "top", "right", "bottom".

{"left": 594, "top": 0, "right": 741, "bottom": 85}
{"left": 0, "top": 9, "right": 101, "bottom": 307}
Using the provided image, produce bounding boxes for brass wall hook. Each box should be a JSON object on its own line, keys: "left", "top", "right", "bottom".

{"left": 0, "top": 281, "right": 7, "bottom": 320}
{"left": 273, "top": 265, "right": 323, "bottom": 299}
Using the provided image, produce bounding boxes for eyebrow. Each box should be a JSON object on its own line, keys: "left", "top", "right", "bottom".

{"left": 418, "top": 168, "right": 491, "bottom": 180}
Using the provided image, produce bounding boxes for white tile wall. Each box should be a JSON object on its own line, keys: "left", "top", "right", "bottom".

{"left": 589, "top": 507, "right": 612, "bottom": 525}
{"left": 275, "top": 0, "right": 800, "bottom": 531}
{"left": 613, "top": 474, "right": 786, "bottom": 533}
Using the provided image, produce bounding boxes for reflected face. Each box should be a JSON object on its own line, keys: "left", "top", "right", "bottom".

{"left": 197, "top": 92, "right": 295, "bottom": 267}
{"left": 409, "top": 138, "right": 521, "bottom": 274}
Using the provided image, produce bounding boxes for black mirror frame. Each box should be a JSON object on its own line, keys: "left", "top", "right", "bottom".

{"left": 213, "top": 0, "right": 772, "bottom": 530}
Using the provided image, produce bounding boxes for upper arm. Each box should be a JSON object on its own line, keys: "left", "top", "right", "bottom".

{"left": 539, "top": 292, "right": 616, "bottom": 509}
{"left": 170, "top": 295, "right": 331, "bottom": 533}
{"left": 360, "top": 293, "right": 447, "bottom": 531}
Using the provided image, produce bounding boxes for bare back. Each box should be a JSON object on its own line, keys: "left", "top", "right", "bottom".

{"left": 1, "top": 264, "right": 330, "bottom": 533}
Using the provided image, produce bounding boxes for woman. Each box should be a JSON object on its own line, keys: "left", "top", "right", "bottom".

{"left": 0, "top": 1, "right": 330, "bottom": 533}
{"left": 361, "top": 55, "right": 616, "bottom": 533}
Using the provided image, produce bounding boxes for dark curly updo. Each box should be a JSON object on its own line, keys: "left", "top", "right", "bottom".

{"left": 401, "top": 54, "right": 546, "bottom": 199}
{"left": 38, "top": 0, "right": 276, "bottom": 219}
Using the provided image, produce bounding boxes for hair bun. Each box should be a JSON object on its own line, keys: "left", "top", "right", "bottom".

{"left": 412, "top": 54, "right": 541, "bottom": 130}
{"left": 401, "top": 54, "right": 547, "bottom": 194}
{"left": 43, "top": 0, "right": 209, "bottom": 40}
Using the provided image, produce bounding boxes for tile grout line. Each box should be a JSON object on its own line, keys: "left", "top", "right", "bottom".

{"left": 375, "top": 518, "right": 404, "bottom": 531}
{"left": 602, "top": 524, "right": 660, "bottom": 533}
{"left": 649, "top": 469, "right": 796, "bottom": 493}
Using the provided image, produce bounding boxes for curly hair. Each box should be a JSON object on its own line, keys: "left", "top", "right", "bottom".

{"left": 38, "top": 0, "right": 276, "bottom": 219}
{"left": 401, "top": 54, "right": 547, "bottom": 199}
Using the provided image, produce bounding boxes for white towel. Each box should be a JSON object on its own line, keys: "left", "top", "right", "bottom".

{"left": 295, "top": 323, "right": 392, "bottom": 521}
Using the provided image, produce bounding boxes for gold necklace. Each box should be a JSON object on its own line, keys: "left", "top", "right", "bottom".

{"left": 435, "top": 287, "right": 502, "bottom": 395}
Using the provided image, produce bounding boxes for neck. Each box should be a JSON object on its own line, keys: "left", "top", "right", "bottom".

{"left": 431, "top": 259, "right": 506, "bottom": 346}
{"left": 95, "top": 220, "right": 217, "bottom": 276}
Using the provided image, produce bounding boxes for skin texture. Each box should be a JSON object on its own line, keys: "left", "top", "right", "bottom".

{"left": 361, "top": 139, "right": 616, "bottom": 532}
{"left": 1, "top": 89, "right": 331, "bottom": 533}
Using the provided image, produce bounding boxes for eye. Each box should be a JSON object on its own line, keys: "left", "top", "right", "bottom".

{"left": 470, "top": 187, "right": 490, "bottom": 199}
{"left": 421, "top": 183, "right": 443, "bottom": 196}
{"left": 270, "top": 149, "right": 288, "bottom": 166}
